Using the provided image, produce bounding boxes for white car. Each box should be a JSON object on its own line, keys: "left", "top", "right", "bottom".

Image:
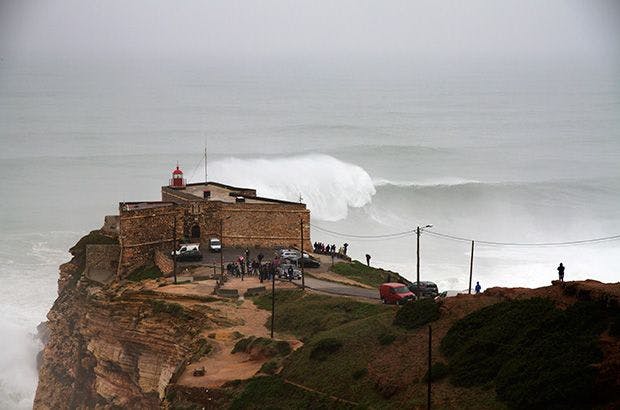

{"left": 209, "top": 238, "right": 222, "bottom": 252}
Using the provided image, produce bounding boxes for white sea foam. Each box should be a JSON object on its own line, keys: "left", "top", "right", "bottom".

{"left": 372, "top": 177, "right": 482, "bottom": 187}
{"left": 198, "top": 154, "right": 376, "bottom": 221}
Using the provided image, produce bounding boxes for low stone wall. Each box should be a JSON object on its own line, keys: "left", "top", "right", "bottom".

{"left": 216, "top": 288, "right": 239, "bottom": 298}
{"left": 154, "top": 249, "right": 173, "bottom": 275}
{"left": 244, "top": 286, "right": 266, "bottom": 297}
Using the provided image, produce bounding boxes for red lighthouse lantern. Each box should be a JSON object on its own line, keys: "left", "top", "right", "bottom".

{"left": 169, "top": 164, "right": 186, "bottom": 189}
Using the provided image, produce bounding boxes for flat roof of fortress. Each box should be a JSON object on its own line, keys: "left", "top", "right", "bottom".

{"left": 164, "top": 181, "right": 305, "bottom": 206}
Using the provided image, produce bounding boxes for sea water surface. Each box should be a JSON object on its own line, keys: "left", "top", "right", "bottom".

{"left": 1, "top": 57, "right": 619, "bottom": 407}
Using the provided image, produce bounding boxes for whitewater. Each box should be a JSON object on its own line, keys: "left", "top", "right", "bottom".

{"left": 1, "top": 58, "right": 619, "bottom": 408}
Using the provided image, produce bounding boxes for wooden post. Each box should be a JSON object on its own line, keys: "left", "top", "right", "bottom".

{"left": 468, "top": 240, "right": 475, "bottom": 295}
{"left": 300, "top": 219, "right": 305, "bottom": 290}
{"left": 271, "top": 270, "right": 275, "bottom": 339}
{"left": 428, "top": 325, "right": 432, "bottom": 410}
{"left": 416, "top": 226, "right": 421, "bottom": 289}
{"left": 172, "top": 217, "right": 177, "bottom": 285}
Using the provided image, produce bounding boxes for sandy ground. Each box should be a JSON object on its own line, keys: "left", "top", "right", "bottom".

{"left": 177, "top": 298, "right": 273, "bottom": 388}
{"left": 166, "top": 276, "right": 300, "bottom": 388}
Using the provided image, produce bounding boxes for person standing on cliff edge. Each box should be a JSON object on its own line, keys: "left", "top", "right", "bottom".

{"left": 557, "top": 263, "right": 565, "bottom": 282}
{"left": 365, "top": 253, "right": 371, "bottom": 266}
{"left": 343, "top": 243, "right": 349, "bottom": 255}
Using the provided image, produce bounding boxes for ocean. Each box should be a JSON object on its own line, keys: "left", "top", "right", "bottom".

{"left": 1, "top": 56, "right": 619, "bottom": 408}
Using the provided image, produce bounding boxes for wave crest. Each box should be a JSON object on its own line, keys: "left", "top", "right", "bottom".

{"left": 199, "top": 154, "right": 376, "bottom": 221}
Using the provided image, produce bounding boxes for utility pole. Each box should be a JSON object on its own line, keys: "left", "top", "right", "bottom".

{"left": 300, "top": 219, "right": 305, "bottom": 290}
{"left": 220, "top": 218, "right": 224, "bottom": 285}
{"left": 416, "top": 226, "right": 421, "bottom": 289}
{"left": 172, "top": 217, "right": 178, "bottom": 284}
{"left": 428, "top": 325, "right": 432, "bottom": 410}
{"left": 271, "top": 270, "right": 275, "bottom": 339}
{"left": 416, "top": 224, "right": 432, "bottom": 294}
{"left": 468, "top": 240, "right": 475, "bottom": 294}
{"left": 204, "top": 138, "right": 208, "bottom": 184}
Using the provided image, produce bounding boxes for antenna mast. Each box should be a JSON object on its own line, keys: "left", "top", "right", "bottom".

{"left": 204, "top": 137, "right": 208, "bottom": 184}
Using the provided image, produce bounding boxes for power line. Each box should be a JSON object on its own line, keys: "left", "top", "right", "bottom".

{"left": 310, "top": 223, "right": 416, "bottom": 240}
{"left": 311, "top": 223, "right": 620, "bottom": 247}
{"left": 425, "top": 230, "right": 620, "bottom": 247}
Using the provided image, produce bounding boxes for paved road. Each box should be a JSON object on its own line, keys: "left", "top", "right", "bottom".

{"left": 291, "top": 276, "right": 379, "bottom": 300}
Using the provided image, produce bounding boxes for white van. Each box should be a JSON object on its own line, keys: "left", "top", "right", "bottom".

{"left": 209, "top": 238, "right": 222, "bottom": 252}
{"left": 171, "top": 243, "right": 200, "bottom": 257}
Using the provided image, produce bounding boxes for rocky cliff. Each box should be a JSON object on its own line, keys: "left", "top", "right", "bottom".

{"left": 34, "top": 233, "right": 213, "bottom": 409}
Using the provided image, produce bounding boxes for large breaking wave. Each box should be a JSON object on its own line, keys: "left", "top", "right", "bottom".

{"left": 199, "top": 154, "right": 376, "bottom": 221}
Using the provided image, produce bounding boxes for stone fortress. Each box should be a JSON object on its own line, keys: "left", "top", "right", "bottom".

{"left": 101, "top": 165, "right": 311, "bottom": 278}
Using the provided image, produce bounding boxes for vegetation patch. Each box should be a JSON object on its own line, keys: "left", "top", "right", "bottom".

{"left": 150, "top": 300, "right": 189, "bottom": 319}
{"left": 230, "top": 376, "right": 352, "bottom": 410}
{"left": 232, "top": 336, "right": 291, "bottom": 358}
{"left": 377, "top": 332, "right": 396, "bottom": 345}
{"left": 259, "top": 360, "right": 279, "bottom": 375}
{"left": 309, "top": 338, "right": 343, "bottom": 361}
{"left": 424, "top": 362, "right": 448, "bottom": 382}
{"left": 351, "top": 368, "right": 368, "bottom": 380}
{"left": 393, "top": 298, "right": 440, "bottom": 329}
{"left": 190, "top": 338, "right": 212, "bottom": 362}
{"left": 127, "top": 264, "right": 162, "bottom": 282}
{"left": 253, "top": 289, "right": 388, "bottom": 340}
{"left": 441, "top": 298, "right": 613, "bottom": 408}
{"left": 330, "top": 261, "right": 407, "bottom": 288}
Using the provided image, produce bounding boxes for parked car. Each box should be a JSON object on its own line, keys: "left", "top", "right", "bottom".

{"left": 296, "top": 256, "right": 320, "bottom": 268}
{"left": 379, "top": 283, "right": 416, "bottom": 305}
{"left": 279, "top": 249, "right": 301, "bottom": 260}
{"left": 209, "top": 237, "right": 222, "bottom": 252}
{"left": 171, "top": 244, "right": 203, "bottom": 262}
{"left": 408, "top": 281, "right": 439, "bottom": 298}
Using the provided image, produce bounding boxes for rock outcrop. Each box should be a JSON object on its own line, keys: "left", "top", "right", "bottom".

{"left": 34, "top": 234, "right": 212, "bottom": 409}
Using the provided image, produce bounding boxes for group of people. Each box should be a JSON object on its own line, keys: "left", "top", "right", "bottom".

{"left": 226, "top": 258, "right": 279, "bottom": 282}
{"left": 224, "top": 249, "right": 287, "bottom": 283}
{"left": 313, "top": 241, "right": 349, "bottom": 256}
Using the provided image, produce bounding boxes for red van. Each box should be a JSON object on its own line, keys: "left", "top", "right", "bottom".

{"left": 379, "top": 283, "right": 416, "bottom": 305}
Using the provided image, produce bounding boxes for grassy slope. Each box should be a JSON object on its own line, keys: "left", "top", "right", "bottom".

{"left": 227, "top": 286, "right": 617, "bottom": 409}
{"left": 330, "top": 260, "right": 408, "bottom": 288}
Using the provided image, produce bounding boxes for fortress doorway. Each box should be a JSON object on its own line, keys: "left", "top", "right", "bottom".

{"left": 190, "top": 224, "right": 201, "bottom": 240}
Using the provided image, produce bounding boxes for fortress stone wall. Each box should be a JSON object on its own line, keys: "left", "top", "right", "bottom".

{"left": 114, "top": 182, "right": 312, "bottom": 278}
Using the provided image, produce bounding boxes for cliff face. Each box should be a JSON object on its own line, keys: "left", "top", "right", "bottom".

{"left": 34, "top": 241, "right": 211, "bottom": 409}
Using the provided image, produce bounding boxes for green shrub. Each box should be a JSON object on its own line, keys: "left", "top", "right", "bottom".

{"left": 150, "top": 300, "right": 188, "bottom": 319}
{"left": 260, "top": 360, "right": 279, "bottom": 375}
{"left": 310, "top": 338, "right": 343, "bottom": 361}
{"left": 423, "top": 362, "right": 448, "bottom": 382}
{"left": 232, "top": 337, "right": 292, "bottom": 358}
{"left": 377, "top": 332, "right": 396, "bottom": 345}
{"left": 351, "top": 368, "right": 368, "bottom": 380}
{"left": 441, "top": 298, "right": 612, "bottom": 408}
{"left": 393, "top": 298, "right": 440, "bottom": 329}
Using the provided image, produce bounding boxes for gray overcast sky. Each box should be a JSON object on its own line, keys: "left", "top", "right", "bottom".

{"left": 0, "top": 0, "right": 618, "bottom": 63}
